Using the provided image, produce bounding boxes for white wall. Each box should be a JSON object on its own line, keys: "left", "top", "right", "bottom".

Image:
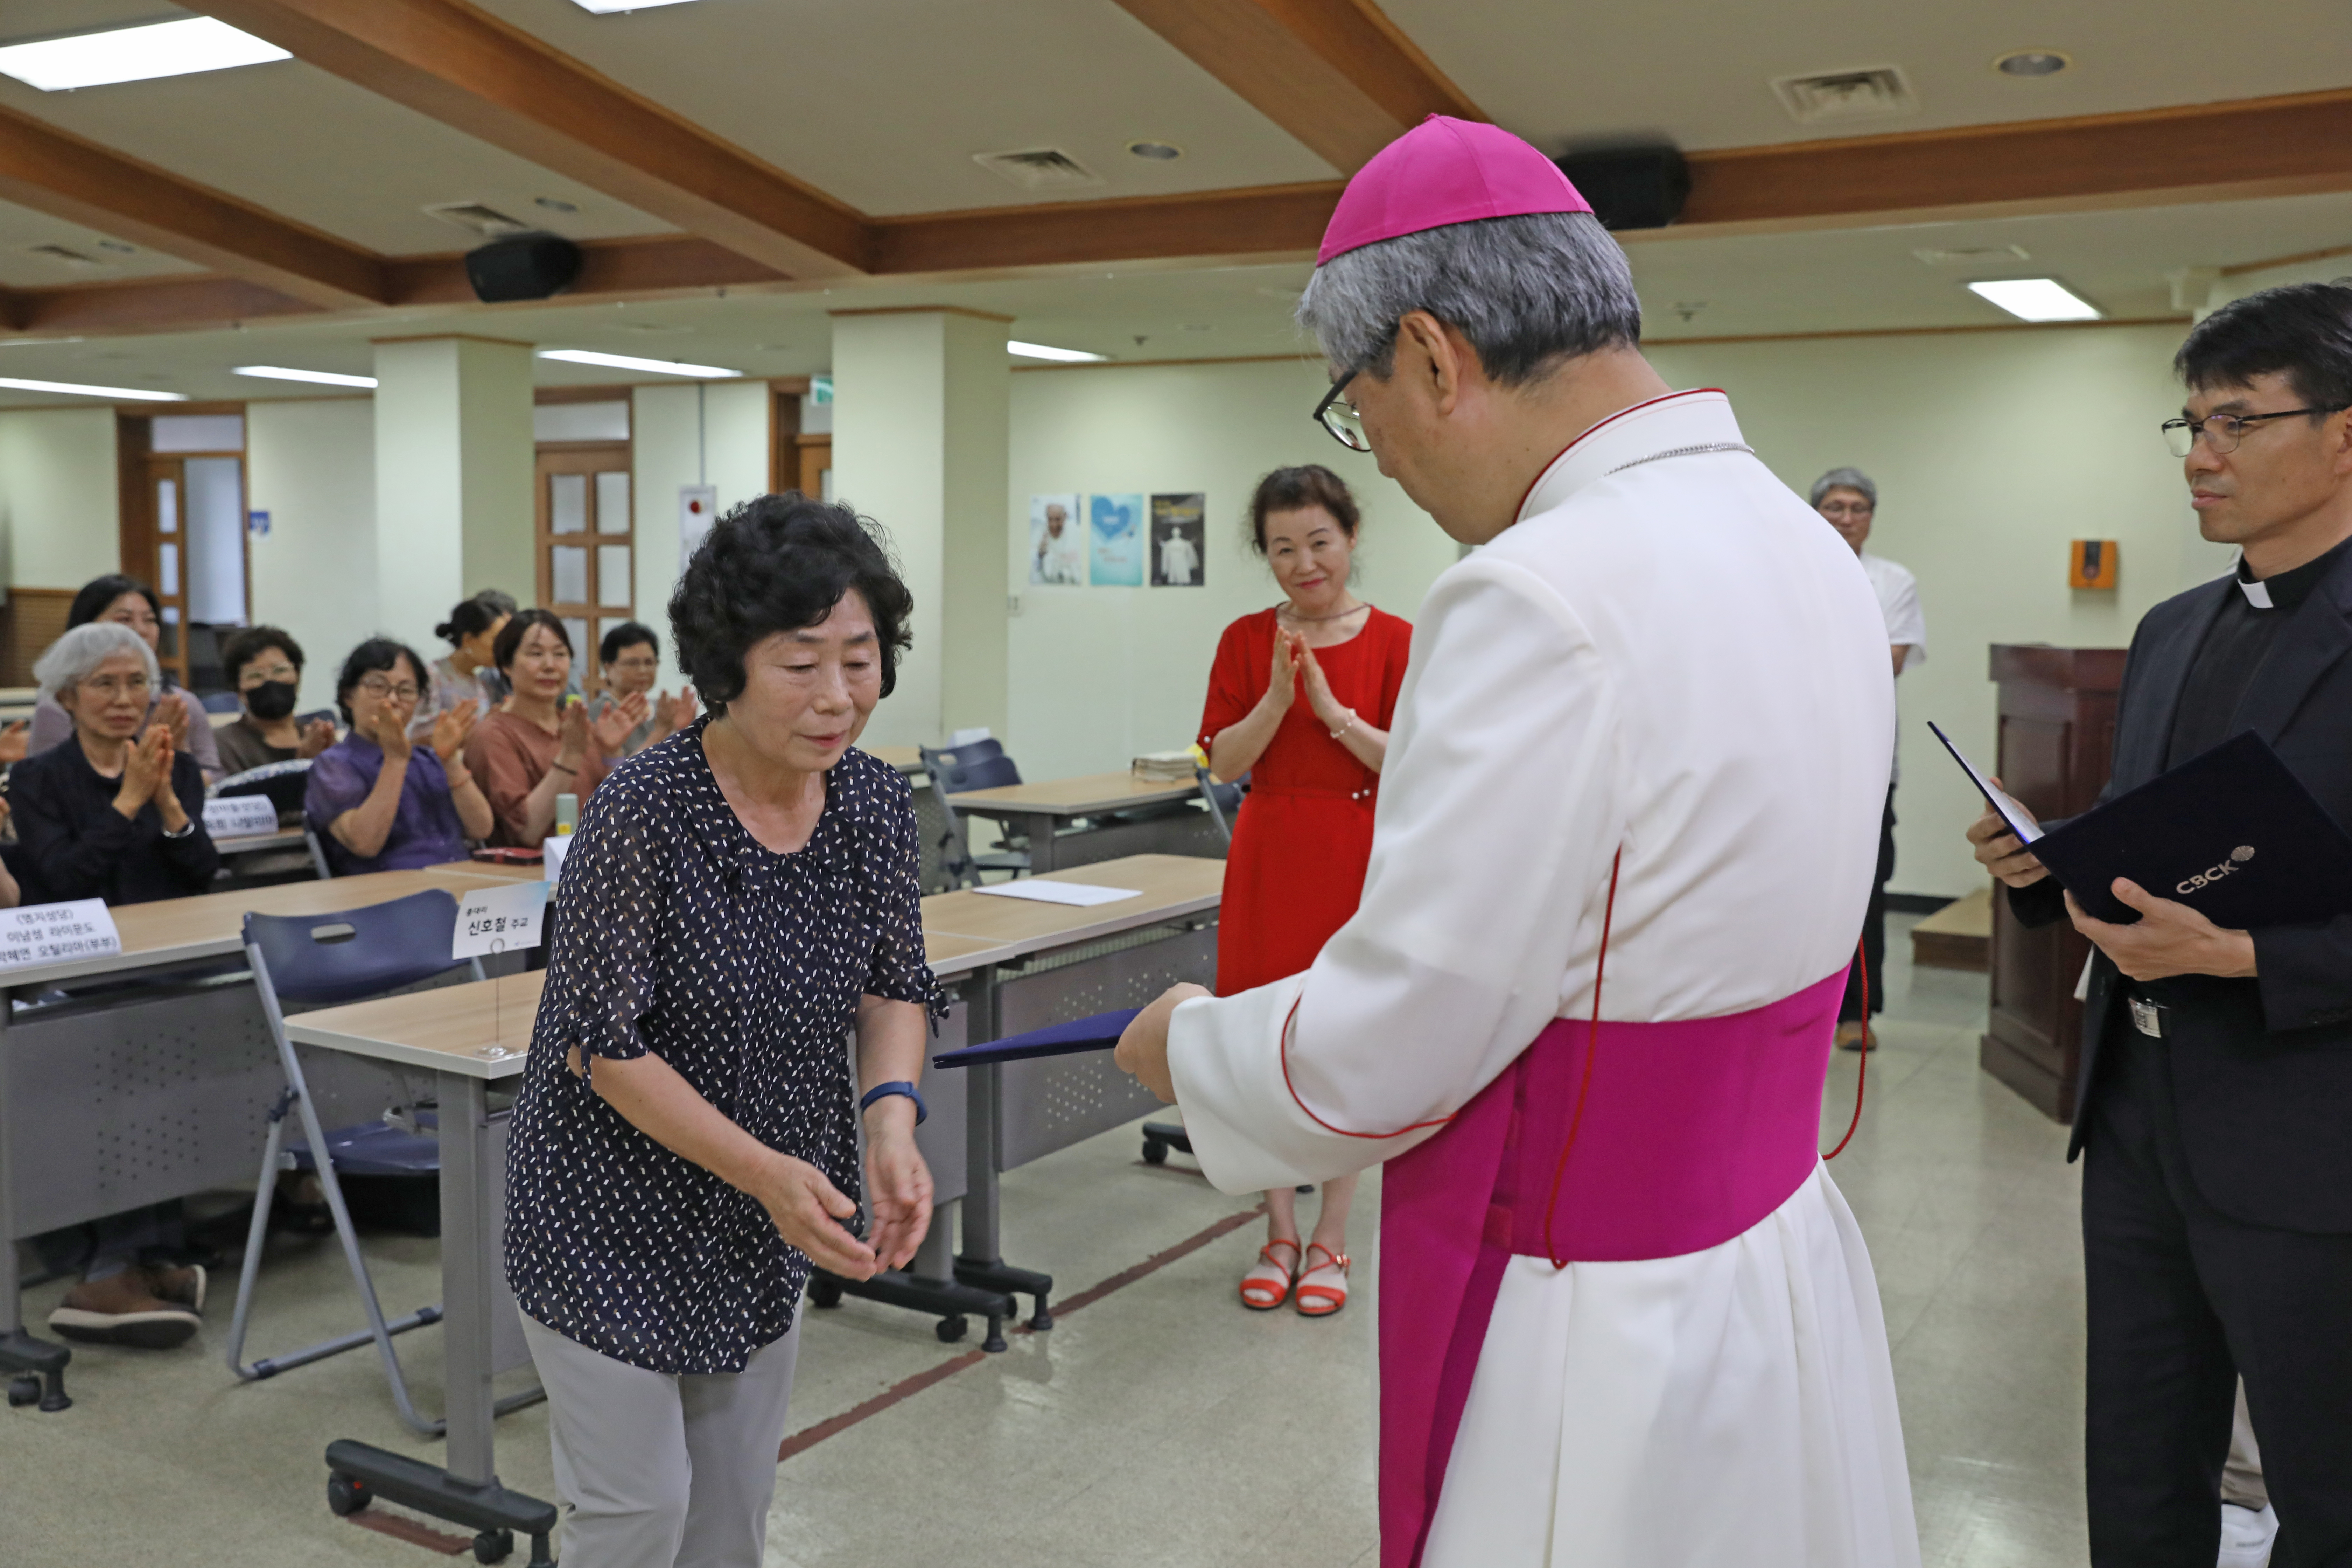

{"left": 1004, "top": 358, "right": 1462, "bottom": 778}
{"left": 1648, "top": 322, "right": 2226, "bottom": 897}
{"left": 247, "top": 397, "right": 377, "bottom": 712}
{"left": 0, "top": 407, "right": 118, "bottom": 590}
{"left": 631, "top": 380, "right": 770, "bottom": 694}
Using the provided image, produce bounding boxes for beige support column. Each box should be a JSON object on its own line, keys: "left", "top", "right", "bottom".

{"left": 371, "top": 335, "right": 535, "bottom": 654}
{"left": 829, "top": 309, "right": 1010, "bottom": 748}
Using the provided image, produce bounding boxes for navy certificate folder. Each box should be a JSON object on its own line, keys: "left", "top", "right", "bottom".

{"left": 931, "top": 1007, "right": 1143, "bottom": 1070}
{"left": 1930, "top": 722, "right": 2352, "bottom": 927}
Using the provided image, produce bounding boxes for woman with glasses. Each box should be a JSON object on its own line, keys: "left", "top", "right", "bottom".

{"left": 305, "top": 639, "right": 491, "bottom": 876}
{"left": 14, "top": 621, "right": 214, "bottom": 1348}
{"left": 1197, "top": 465, "right": 1411, "bottom": 1318}
{"left": 589, "top": 621, "right": 698, "bottom": 758}
{"left": 215, "top": 625, "right": 337, "bottom": 778}
{"left": 465, "top": 610, "right": 638, "bottom": 847}
{"left": 24, "top": 574, "right": 222, "bottom": 784}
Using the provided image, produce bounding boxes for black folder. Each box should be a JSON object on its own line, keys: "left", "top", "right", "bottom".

{"left": 1930, "top": 722, "right": 2352, "bottom": 927}
{"left": 931, "top": 1007, "right": 1141, "bottom": 1069}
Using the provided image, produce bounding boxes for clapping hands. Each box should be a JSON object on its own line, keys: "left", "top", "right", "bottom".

{"left": 590, "top": 692, "right": 645, "bottom": 756}
{"left": 430, "top": 698, "right": 479, "bottom": 764}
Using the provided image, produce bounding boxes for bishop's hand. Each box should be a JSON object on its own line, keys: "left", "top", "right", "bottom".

{"left": 1114, "top": 982, "right": 1210, "bottom": 1103}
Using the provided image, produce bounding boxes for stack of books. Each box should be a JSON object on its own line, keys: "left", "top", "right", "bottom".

{"left": 1132, "top": 748, "right": 1201, "bottom": 783}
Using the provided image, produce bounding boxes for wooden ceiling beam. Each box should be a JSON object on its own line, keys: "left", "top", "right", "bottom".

{"left": 871, "top": 182, "right": 1339, "bottom": 276}
{"left": 186, "top": 0, "right": 872, "bottom": 279}
{"left": 1108, "top": 0, "right": 1479, "bottom": 172}
{"left": 0, "top": 103, "right": 384, "bottom": 308}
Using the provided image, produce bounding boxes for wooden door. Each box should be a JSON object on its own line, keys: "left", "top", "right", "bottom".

{"left": 534, "top": 444, "right": 633, "bottom": 692}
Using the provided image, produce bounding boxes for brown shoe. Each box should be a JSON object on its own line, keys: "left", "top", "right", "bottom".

{"left": 48, "top": 1272, "right": 201, "bottom": 1349}
{"left": 1835, "top": 1021, "right": 1877, "bottom": 1053}
{"left": 144, "top": 1262, "right": 207, "bottom": 1314}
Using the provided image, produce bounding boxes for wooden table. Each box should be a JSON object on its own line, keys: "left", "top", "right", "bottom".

{"left": 922, "top": 854, "right": 1223, "bottom": 952}
{"left": 865, "top": 743, "right": 924, "bottom": 774}
{"left": 946, "top": 772, "right": 1211, "bottom": 872}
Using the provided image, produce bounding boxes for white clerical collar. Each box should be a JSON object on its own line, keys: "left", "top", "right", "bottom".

{"left": 1515, "top": 389, "right": 1748, "bottom": 524}
{"left": 2239, "top": 576, "right": 2273, "bottom": 609}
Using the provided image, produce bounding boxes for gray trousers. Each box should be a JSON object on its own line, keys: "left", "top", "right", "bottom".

{"left": 521, "top": 1315, "right": 801, "bottom": 1568}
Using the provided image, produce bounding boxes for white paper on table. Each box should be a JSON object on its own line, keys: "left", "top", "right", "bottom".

{"left": 542, "top": 833, "right": 571, "bottom": 886}
{"left": 0, "top": 899, "right": 120, "bottom": 970}
{"left": 971, "top": 881, "right": 1139, "bottom": 908}
{"left": 452, "top": 880, "right": 551, "bottom": 960}
{"left": 203, "top": 796, "right": 279, "bottom": 838}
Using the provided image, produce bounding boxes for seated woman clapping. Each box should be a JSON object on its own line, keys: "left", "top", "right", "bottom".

{"left": 464, "top": 610, "right": 638, "bottom": 846}
{"left": 305, "top": 638, "right": 493, "bottom": 875}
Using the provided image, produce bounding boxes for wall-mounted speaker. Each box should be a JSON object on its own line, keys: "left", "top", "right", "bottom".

{"left": 1554, "top": 148, "right": 1690, "bottom": 231}
{"left": 464, "top": 234, "right": 583, "bottom": 303}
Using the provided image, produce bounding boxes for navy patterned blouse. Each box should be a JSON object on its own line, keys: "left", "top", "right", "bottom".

{"left": 503, "top": 719, "right": 937, "bottom": 1375}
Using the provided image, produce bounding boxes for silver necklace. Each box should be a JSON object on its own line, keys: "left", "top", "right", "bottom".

{"left": 1278, "top": 600, "right": 1371, "bottom": 624}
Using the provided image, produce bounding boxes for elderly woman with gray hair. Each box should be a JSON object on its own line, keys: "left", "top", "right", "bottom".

{"left": 11, "top": 620, "right": 218, "bottom": 1350}
{"left": 1810, "top": 466, "right": 1926, "bottom": 1051}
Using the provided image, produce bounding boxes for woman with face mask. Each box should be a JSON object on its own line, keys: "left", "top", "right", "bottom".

{"left": 215, "top": 626, "right": 337, "bottom": 778}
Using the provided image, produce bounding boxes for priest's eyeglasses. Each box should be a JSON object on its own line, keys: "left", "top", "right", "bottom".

{"left": 1315, "top": 371, "right": 1370, "bottom": 453}
{"left": 2162, "top": 406, "right": 2347, "bottom": 458}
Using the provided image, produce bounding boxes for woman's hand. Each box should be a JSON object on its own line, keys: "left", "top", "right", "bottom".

{"left": 430, "top": 698, "right": 478, "bottom": 764}
{"left": 557, "top": 700, "right": 591, "bottom": 771}
{"left": 862, "top": 1113, "right": 933, "bottom": 1273}
{"left": 592, "top": 692, "right": 647, "bottom": 756}
{"left": 373, "top": 699, "right": 415, "bottom": 764}
{"left": 149, "top": 695, "right": 189, "bottom": 752}
{"left": 1115, "top": 982, "right": 1212, "bottom": 1103}
{"left": 0, "top": 720, "right": 27, "bottom": 766}
{"left": 114, "top": 723, "right": 171, "bottom": 817}
{"left": 653, "top": 687, "right": 698, "bottom": 740}
{"left": 1297, "top": 639, "right": 1348, "bottom": 730}
{"left": 1264, "top": 629, "right": 1299, "bottom": 715}
{"left": 747, "top": 1152, "right": 880, "bottom": 1279}
{"left": 296, "top": 715, "right": 337, "bottom": 759}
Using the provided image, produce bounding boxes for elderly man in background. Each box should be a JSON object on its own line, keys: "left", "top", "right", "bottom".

{"left": 1117, "top": 117, "right": 1915, "bottom": 1567}
{"left": 1813, "top": 467, "right": 1926, "bottom": 1051}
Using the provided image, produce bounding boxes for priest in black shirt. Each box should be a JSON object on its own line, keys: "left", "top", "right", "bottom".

{"left": 1968, "top": 282, "right": 2352, "bottom": 1568}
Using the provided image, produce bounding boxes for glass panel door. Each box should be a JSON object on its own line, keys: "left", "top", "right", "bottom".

{"left": 536, "top": 442, "right": 633, "bottom": 692}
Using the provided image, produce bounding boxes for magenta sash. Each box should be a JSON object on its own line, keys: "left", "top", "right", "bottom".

{"left": 1376, "top": 968, "right": 1847, "bottom": 1568}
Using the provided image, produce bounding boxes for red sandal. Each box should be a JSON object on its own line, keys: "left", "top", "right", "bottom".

{"left": 1239, "top": 1239, "right": 1302, "bottom": 1310}
{"left": 1295, "top": 1242, "right": 1350, "bottom": 1317}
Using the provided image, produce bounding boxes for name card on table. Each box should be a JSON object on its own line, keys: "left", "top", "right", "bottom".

{"left": 203, "top": 796, "right": 279, "bottom": 839}
{"left": 0, "top": 900, "right": 121, "bottom": 970}
{"left": 542, "top": 833, "right": 572, "bottom": 886}
{"left": 452, "top": 880, "right": 550, "bottom": 960}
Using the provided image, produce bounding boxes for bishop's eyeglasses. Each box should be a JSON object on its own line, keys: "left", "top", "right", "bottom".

{"left": 2162, "top": 405, "right": 2347, "bottom": 458}
{"left": 1314, "top": 371, "right": 1370, "bottom": 453}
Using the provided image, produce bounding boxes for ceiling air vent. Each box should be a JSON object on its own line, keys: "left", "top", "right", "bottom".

{"left": 26, "top": 243, "right": 103, "bottom": 268}
{"left": 973, "top": 147, "right": 1104, "bottom": 192}
{"left": 1914, "top": 244, "right": 2031, "bottom": 266}
{"left": 423, "top": 202, "right": 535, "bottom": 238}
{"left": 1772, "top": 66, "right": 1918, "bottom": 125}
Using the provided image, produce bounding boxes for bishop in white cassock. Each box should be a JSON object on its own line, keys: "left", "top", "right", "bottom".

{"left": 1116, "top": 118, "right": 1920, "bottom": 1568}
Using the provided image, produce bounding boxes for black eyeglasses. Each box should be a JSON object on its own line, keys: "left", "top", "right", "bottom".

{"left": 1314, "top": 371, "right": 1370, "bottom": 453}
{"left": 2162, "top": 406, "right": 2348, "bottom": 458}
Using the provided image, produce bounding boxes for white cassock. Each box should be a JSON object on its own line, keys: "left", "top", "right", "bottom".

{"left": 1167, "top": 390, "right": 1919, "bottom": 1568}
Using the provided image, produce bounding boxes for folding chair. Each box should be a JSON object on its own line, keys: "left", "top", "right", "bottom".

{"left": 1195, "top": 765, "right": 1245, "bottom": 844}
{"left": 224, "top": 890, "right": 483, "bottom": 1436}
{"left": 920, "top": 743, "right": 1031, "bottom": 887}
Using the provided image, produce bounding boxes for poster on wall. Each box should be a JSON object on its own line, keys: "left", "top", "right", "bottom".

{"left": 1029, "top": 493, "right": 1084, "bottom": 585}
{"left": 1149, "top": 493, "right": 1206, "bottom": 587}
{"left": 1089, "top": 493, "right": 1145, "bottom": 587}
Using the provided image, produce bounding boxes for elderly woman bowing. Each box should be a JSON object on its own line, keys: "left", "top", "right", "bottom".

{"left": 14, "top": 621, "right": 219, "bottom": 906}
{"left": 503, "top": 492, "right": 938, "bottom": 1568}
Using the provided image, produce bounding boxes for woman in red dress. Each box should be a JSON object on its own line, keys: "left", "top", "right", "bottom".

{"left": 1197, "top": 465, "right": 1411, "bottom": 1318}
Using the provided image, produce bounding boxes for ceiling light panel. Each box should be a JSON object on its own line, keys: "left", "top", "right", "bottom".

{"left": 236, "top": 366, "right": 378, "bottom": 389}
{"left": 0, "top": 377, "right": 183, "bottom": 401}
{"left": 0, "top": 18, "right": 289, "bottom": 92}
{"left": 568, "top": 0, "right": 704, "bottom": 13}
{"left": 538, "top": 349, "right": 739, "bottom": 378}
{"left": 1967, "top": 278, "right": 2103, "bottom": 322}
{"left": 1007, "top": 341, "right": 1107, "bottom": 363}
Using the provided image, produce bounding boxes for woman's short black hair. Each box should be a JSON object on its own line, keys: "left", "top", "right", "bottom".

{"left": 435, "top": 594, "right": 509, "bottom": 647}
{"left": 67, "top": 574, "right": 161, "bottom": 629}
{"left": 1246, "top": 465, "right": 1361, "bottom": 554}
{"left": 221, "top": 625, "right": 304, "bottom": 685}
{"left": 599, "top": 620, "right": 658, "bottom": 666}
{"left": 492, "top": 608, "right": 572, "bottom": 673}
{"left": 334, "top": 638, "right": 429, "bottom": 725}
{"left": 2177, "top": 282, "right": 2352, "bottom": 412}
{"left": 669, "top": 491, "right": 914, "bottom": 716}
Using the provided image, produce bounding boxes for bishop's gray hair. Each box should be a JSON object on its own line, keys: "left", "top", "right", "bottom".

{"left": 34, "top": 621, "right": 157, "bottom": 701}
{"left": 1297, "top": 211, "right": 1642, "bottom": 387}
{"left": 1809, "top": 467, "right": 1878, "bottom": 509}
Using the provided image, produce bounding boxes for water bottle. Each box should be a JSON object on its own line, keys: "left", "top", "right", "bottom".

{"left": 555, "top": 792, "right": 578, "bottom": 835}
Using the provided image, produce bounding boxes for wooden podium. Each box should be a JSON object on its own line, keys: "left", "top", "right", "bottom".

{"left": 1980, "top": 644, "right": 2128, "bottom": 1122}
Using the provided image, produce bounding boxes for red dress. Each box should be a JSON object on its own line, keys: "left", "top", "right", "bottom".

{"left": 1198, "top": 607, "right": 1413, "bottom": 995}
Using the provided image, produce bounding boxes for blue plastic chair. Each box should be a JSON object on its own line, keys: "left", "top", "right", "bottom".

{"left": 920, "top": 743, "right": 1029, "bottom": 887}
{"left": 199, "top": 691, "right": 243, "bottom": 714}
{"left": 223, "top": 890, "right": 483, "bottom": 1436}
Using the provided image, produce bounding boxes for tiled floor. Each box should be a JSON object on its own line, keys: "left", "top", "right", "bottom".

{"left": 5, "top": 913, "right": 2093, "bottom": 1566}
